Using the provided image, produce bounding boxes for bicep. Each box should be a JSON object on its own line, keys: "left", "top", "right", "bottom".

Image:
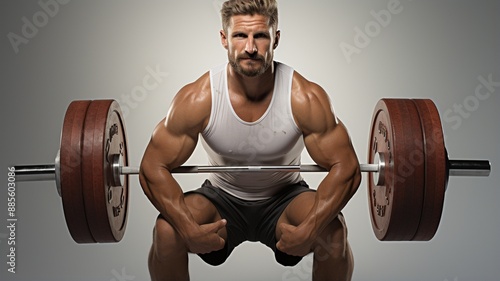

{"left": 144, "top": 117, "right": 199, "bottom": 171}
{"left": 138, "top": 115, "right": 199, "bottom": 199}
{"left": 304, "top": 120, "right": 358, "bottom": 171}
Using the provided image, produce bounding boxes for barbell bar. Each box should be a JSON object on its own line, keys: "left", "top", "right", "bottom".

{"left": 11, "top": 98, "right": 491, "bottom": 243}
{"left": 13, "top": 158, "right": 491, "bottom": 180}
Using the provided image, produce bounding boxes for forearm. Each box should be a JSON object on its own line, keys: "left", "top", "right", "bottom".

{"left": 302, "top": 163, "right": 361, "bottom": 235}
{"left": 139, "top": 166, "right": 198, "bottom": 238}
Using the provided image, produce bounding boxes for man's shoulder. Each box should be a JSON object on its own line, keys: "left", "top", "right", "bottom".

{"left": 166, "top": 71, "right": 212, "bottom": 133}
{"left": 177, "top": 71, "right": 212, "bottom": 104}
{"left": 169, "top": 72, "right": 212, "bottom": 122}
{"left": 291, "top": 70, "right": 328, "bottom": 103}
{"left": 289, "top": 70, "right": 337, "bottom": 135}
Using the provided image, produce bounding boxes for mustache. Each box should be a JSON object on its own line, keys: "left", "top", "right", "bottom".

{"left": 237, "top": 54, "right": 265, "bottom": 61}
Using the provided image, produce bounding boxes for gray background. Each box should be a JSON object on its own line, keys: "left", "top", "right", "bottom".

{"left": 1, "top": 1, "right": 499, "bottom": 280}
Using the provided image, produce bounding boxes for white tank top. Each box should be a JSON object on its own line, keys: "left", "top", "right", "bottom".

{"left": 201, "top": 62, "right": 304, "bottom": 200}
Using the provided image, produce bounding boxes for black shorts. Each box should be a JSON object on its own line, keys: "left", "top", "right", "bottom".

{"left": 185, "top": 179, "right": 315, "bottom": 267}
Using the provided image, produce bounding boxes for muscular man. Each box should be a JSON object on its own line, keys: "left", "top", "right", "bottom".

{"left": 139, "top": 1, "right": 361, "bottom": 280}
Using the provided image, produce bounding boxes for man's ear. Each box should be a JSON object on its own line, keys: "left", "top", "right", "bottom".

{"left": 273, "top": 30, "right": 281, "bottom": 49}
{"left": 220, "top": 29, "right": 229, "bottom": 50}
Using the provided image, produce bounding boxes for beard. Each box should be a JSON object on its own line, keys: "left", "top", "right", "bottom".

{"left": 228, "top": 53, "right": 271, "bottom": 77}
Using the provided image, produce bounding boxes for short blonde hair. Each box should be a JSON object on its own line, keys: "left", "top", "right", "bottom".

{"left": 221, "top": 0, "right": 278, "bottom": 32}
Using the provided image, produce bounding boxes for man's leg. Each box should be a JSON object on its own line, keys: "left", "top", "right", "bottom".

{"left": 276, "top": 191, "right": 353, "bottom": 281}
{"left": 148, "top": 193, "right": 226, "bottom": 281}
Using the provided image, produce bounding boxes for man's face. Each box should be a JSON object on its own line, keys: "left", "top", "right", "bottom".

{"left": 221, "top": 14, "right": 280, "bottom": 77}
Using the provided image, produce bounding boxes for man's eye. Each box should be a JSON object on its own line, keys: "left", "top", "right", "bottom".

{"left": 254, "top": 33, "right": 269, "bottom": 39}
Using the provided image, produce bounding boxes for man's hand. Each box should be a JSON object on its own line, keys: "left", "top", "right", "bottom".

{"left": 184, "top": 219, "right": 227, "bottom": 254}
{"left": 276, "top": 223, "right": 316, "bottom": 257}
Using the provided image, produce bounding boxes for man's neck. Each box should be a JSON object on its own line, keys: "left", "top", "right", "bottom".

{"left": 227, "top": 62, "right": 276, "bottom": 101}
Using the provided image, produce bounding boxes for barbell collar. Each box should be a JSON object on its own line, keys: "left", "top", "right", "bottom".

{"left": 448, "top": 160, "right": 491, "bottom": 177}
{"left": 14, "top": 165, "right": 56, "bottom": 181}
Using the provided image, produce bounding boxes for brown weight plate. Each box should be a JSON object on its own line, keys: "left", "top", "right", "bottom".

{"left": 367, "top": 99, "right": 425, "bottom": 241}
{"left": 60, "top": 100, "right": 96, "bottom": 243}
{"left": 81, "top": 100, "right": 129, "bottom": 243}
{"left": 411, "top": 99, "right": 447, "bottom": 241}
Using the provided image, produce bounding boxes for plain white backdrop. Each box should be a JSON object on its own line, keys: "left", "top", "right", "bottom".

{"left": 1, "top": 1, "right": 499, "bottom": 280}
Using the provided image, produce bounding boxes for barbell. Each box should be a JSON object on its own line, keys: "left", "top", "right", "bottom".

{"left": 13, "top": 98, "right": 491, "bottom": 243}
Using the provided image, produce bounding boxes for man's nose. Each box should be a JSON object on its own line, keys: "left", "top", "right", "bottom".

{"left": 245, "top": 37, "right": 257, "bottom": 54}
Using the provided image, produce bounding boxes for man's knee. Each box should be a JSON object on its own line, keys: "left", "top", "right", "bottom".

{"left": 152, "top": 216, "right": 187, "bottom": 261}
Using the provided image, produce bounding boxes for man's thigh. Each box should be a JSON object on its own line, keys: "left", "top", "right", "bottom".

{"left": 275, "top": 190, "right": 347, "bottom": 241}
{"left": 276, "top": 190, "right": 316, "bottom": 229}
